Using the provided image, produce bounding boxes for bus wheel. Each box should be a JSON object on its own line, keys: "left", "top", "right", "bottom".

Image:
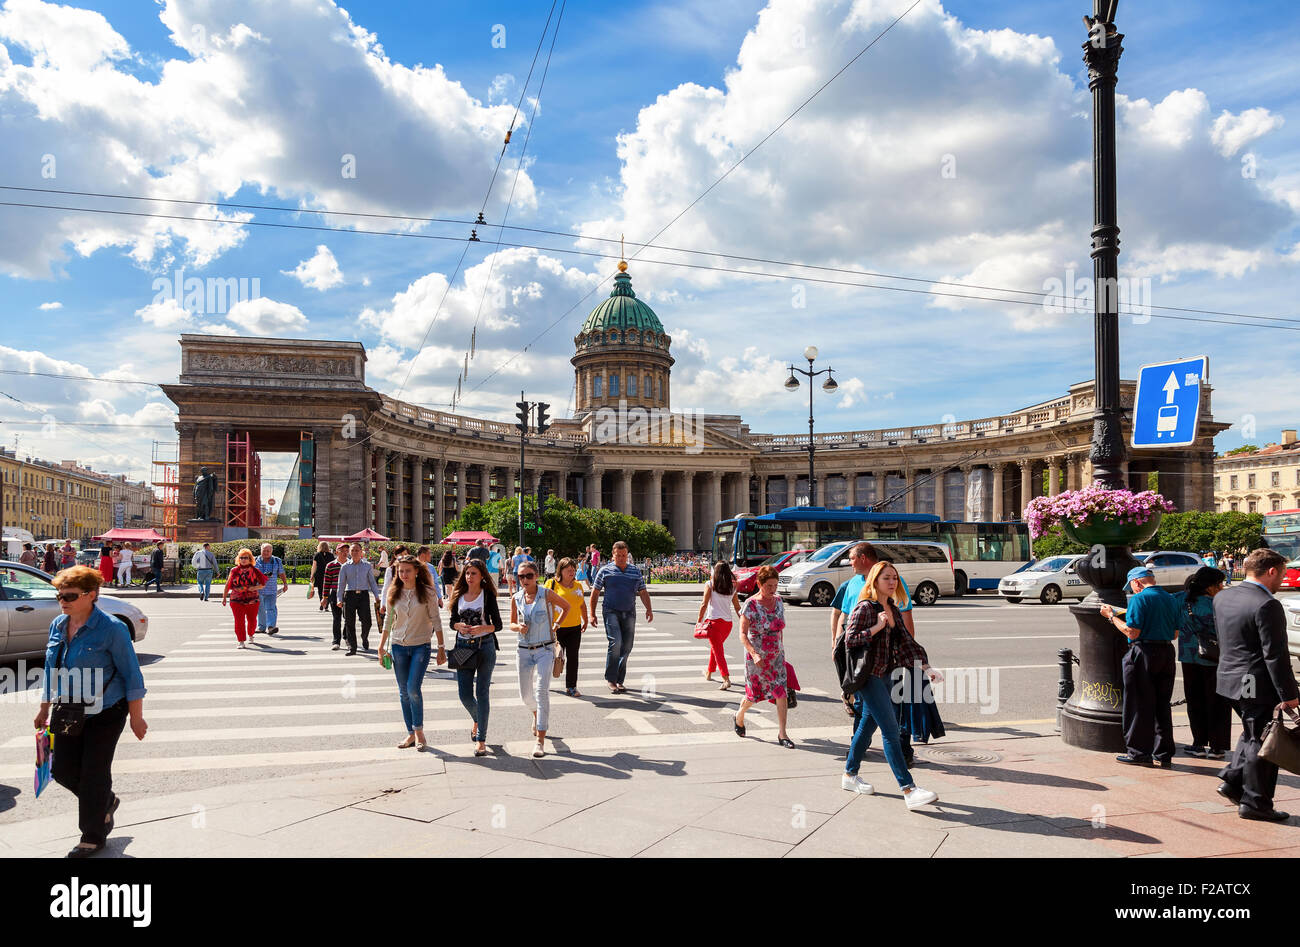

{"left": 914, "top": 581, "right": 940, "bottom": 606}
{"left": 809, "top": 583, "right": 836, "bottom": 607}
{"left": 953, "top": 571, "right": 968, "bottom": 597}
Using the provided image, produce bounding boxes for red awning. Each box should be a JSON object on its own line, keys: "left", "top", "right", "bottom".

{"left": 343, "top": 528, "right": 390, "bottom": 542}
{"left": 441, "top": 530, "right": 498, "bottom": 546}
{"left": 93, "top": 528, "right": 170, "bottom": 543}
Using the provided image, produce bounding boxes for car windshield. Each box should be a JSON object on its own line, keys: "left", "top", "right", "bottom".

{"left": 758, "top": 551, "right": 789, "bottom": 567}
{"left": 1028, "top": 557, "right": 1073, "bottom": 572}
{"left": 809, "top": 543, "right": 849, "bottom": 563}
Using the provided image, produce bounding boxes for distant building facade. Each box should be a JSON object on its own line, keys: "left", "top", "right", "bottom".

{"left": 0, "top": 450, "right": 114, "bottom": 540}
{"left": 1214, "top": 431, "right": 1300, "bottom": 513}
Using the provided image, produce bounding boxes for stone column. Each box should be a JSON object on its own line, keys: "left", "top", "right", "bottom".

{"left": 678, "top": 471, "right": 696, "bottom": 550}
{"left": 705, "top": 471, "right": 722, "bottom": 531}
{"left": 506, "top": 467, "right": 517, "bottom": 499}
{"left": 648, "top": 469, "right": 663, "bottom": 527}
{"left": 433, "top": 459, "right": 446, "bottom": 543}
{"left": 479, "top": 465, "right": 491, "bottom": 506}
{"left": 784, "top": 473, "right": 797, "bottom": 509}
{"left": 410, "top": 457, "right": 425, "bottom": 544}
{"left": 1018, "top": 459, "right": 1034, "bottom": 519}
{"left": 757, "top": 476, "right": 768, "bottom": 515}
{"left": 905, "top": 474, "right": 916, "bottom": 514}
{"left": 456, "top": 462, "right": 467, "bottom": 515}
{"left": 1048, "top": 456, "right": 1062, "bottom": 497}
{"left": 992, "top": 462, "right": 1005, "bottom": 521}
{"left": 393, "top": 454, "right": 406, "bottom": 538}
{"left": 588, "top": 467, "right": 604, "bottom": 509}
{"left": 375, "top": 450, "right": 389, "bottom": 534}
{"left": 933, "top": 470, "right": 945, "bottom": 520}
{"left": 309, "top": 426, "right": 331, "bottom": 534}
{"left": 619, "top": 468, "right": 634, "bottom": 515}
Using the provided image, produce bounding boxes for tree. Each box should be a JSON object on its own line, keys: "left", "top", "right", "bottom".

{"left": 1225, "top": 445, "right": 1259, "bottom": 455}
{"left": 447, "top": 497, "right": 676, "bottom": 559}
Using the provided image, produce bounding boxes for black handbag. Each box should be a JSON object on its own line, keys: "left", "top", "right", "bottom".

{"left": 446, "top": 637, "right": 482, "bottom": 671}
{"left": 48, "top": 635, "right": 96, "bottom": 737}
{"left": 1184, "top": 601, "right": 1220, "bottom": 663}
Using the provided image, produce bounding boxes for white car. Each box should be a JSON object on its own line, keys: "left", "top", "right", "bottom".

{"left": 0, "top": 560, "right": 149, "bottom": 660}
{"left": 776, "top": 540, "right": 955, "bottom": 607}
{"left": 998, "top": 555, "right": 1090, "bottom": 604}
{"left": 1280, "top": 597, "right": 1300, "bottom": 659}
{"left": 1134, "top": 550, "right": 1203, "bottom": 590}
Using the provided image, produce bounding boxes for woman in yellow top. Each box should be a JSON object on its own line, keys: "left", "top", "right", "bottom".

{"left": 548, "top": 557, "right": 589, "bottom": 697}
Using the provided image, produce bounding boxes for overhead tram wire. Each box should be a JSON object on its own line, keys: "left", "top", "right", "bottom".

{"left": 1, "top": 185, "right": 1292, "bottom": 326}
{"left": 453, "top": 0, "right": 566, "bottom": 410}
{"left": 4, "top": 199, "right": 1300, "bottom": 334}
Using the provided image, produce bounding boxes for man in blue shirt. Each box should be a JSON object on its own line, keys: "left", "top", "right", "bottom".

{"left": 254, "top": 543, "right": 289, "bottom": 636}
{"left": 830, "top": 542, "right": 916, "bottom": 760}
{"left": 590, "top": 541, "right": 654, "bottom": 694}
{"left": 1102, "top": 566, "right": 1180, "bottom": 767}
{"left": 336, "top": 543, "right": 381, "bottom": 654}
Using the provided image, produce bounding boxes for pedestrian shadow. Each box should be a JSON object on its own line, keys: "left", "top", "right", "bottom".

{"left": 96, "top": 836, "right": 139, "bottom": 858}
{"left": 0, "top": 783, "right": 18, "bottom": 814}
{"left": 246, "top": 644, "right": 309, "bottom": 656}
{"left": 136, "top": 654, "right": 167, "bottom": 666}
{"left": 917, "top": 802, "right": 1160, "bottom": 844}
{"left": 914, "top": 760, "right": 1106, "bottom": 791}
{"left": 944, "top": 723, "right": 1052, "bottom": 739}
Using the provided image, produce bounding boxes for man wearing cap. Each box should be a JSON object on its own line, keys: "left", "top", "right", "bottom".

{"left": 1101, "top": 567, "right": 1180, "bottom": 768}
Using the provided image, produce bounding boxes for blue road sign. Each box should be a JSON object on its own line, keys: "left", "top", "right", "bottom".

{"left": 1131, "top": 356, "right": 1208, "bottom": 449}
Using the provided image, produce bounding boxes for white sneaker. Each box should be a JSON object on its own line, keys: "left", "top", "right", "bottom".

{"left": 904, "top": 787, "right": 938, "bottom": 810}
{"left": 841, "top": 774, "right": 875, "bottom": 794}
{"left": 533, "top": 742, "right": 546, "bottom": 758}
{"left": 238, "top": 641, "right": 246, "bottom": 649}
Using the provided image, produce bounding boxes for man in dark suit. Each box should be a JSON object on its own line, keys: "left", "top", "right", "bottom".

{"left": 1213, "top": 548, "right": 1299, "bottom": 821}
{"left": 148, "top": 541, "right": 166, "bottom": 593}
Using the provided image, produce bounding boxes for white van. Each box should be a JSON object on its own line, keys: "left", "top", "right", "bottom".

{"left": 777, "top": 540, "right": 956, "bottom": 607}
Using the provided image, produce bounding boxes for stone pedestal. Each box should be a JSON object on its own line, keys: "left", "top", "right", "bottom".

{"left": 182, "top": 521, "right": 222, "bottom": 543}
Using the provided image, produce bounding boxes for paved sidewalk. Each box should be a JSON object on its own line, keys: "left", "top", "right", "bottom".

{"left": 6, "top": 718, "right": 1297, "bottom": 858}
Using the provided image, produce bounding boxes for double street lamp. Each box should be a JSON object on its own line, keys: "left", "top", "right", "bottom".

{"left": 784, "top": 345, "right": 838, "bottom": 507}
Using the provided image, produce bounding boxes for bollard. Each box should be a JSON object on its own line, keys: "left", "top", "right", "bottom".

{"left": 1056, "top": 647, "right": 1076, "bottom": 732}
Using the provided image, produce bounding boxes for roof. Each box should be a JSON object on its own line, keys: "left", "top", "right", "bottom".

{"left": 442, "top": 530, "right": 499, "bottom": 545}
{"left": 93, "top": 528, "right": 169, "bottom": 542}
{"left": 578, "top": 267, "right": 665, "bottom": 336}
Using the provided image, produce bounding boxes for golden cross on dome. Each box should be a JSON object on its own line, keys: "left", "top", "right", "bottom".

{"left": 618, "top": 234, "right": 627, "bottom": 272}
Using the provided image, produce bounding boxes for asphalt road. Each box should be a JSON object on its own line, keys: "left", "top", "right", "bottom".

{"left": 0, "top": 589, "right": 1083, "bottom": 827}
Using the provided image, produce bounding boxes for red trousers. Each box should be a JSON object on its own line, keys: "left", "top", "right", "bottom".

{"left": 230, "top": 601, "right": 259, "bottom": 641}
{"left": 702, "top": 618, "right": 732, "bottom": 678}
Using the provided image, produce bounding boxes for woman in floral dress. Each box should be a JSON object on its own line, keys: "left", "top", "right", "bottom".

{"left": 732, "top": 566, "right": 794, "bottom": 748}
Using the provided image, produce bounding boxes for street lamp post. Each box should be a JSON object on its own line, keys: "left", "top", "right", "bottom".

{"left": 1060, "top": 0, "right": 1136, "bottom": 753}
{"left": 784, "top": 345, "right": 838, "bottom": 507}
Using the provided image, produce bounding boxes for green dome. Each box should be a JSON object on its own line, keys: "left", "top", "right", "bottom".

{"left": 579, "top": 268, "right": 664, "bottom": 337}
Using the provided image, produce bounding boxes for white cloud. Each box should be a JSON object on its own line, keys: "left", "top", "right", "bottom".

{"left": 225, "top": 298, "right": 308, "bottom": 336}
{"left": 134, "top": 297, "right": 193, "bottom": 329}
{"left": 38, "top": 301, "right": 62, "bottom": 310}
{"left": 282, "top": 244, "right": 344, "bottom": 291}
{"left": 1210, "top": 107, "right": 1284, "bottom": 157}
{"left": 0, "top": 0, "right": 536, "bottom": 277}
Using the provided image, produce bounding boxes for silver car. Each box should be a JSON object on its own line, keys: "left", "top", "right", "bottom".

{"left": 0, "top": 560, "right": 149, "bottom": 660}
{"left": 1133, "top": 550, "right": 1203, "bottom": 590}
{"left": 998, "top": 555, "right": 1089, "bottom": 604}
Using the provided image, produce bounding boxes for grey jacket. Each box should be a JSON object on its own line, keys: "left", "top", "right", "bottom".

{"left": 1213, "top": 580, "right": 1299, "bottom": 705}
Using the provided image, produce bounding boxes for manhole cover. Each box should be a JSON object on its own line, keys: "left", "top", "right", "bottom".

{"left": 916, "top": 747, "right": 1002, "bottom": 765}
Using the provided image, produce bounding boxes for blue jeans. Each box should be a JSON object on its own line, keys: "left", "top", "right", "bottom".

{"left": 147, "top": 569, "right": 163, "bottom": 592}
{"left": 391, "top": 642, "right": 432, "bottom": 732}
{"left": 846, "top": 675, "right": 914, "bottom": 790}
{"left": 603, "top": 609, "right": 636, "bottom": 685}
{"left": 257, "top": 592, "right": 278, "bottom": 631}
{"left": 457, "top": 635, "right": 497, "bottom": 743}
{"left": 517, "top": 643, "right": 555, "bottom": 731}
{"left": 196, "top": 569, "right": 213, "bottom": 600}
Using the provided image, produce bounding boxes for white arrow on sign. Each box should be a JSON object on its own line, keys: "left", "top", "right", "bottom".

{"left": 1162, "top": 371, "right": 1179, "bottom": 404}
{"left": 605, "top": 708, "right": 660, "bottom": 734}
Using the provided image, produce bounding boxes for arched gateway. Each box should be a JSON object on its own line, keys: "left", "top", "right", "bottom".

{"left": 161, "top": 333, "right": 1227, "bottom": 551}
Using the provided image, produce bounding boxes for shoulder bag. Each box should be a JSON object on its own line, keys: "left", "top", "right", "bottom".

{"left": 1184, "top": 601, "right": 1220, "bottom": 662}
{"left": 446, "top": 602, "right": 484, "bottom": 671}
{"left": 694, "top": 583, "right": 713, "bottom": 638}
{"left": 1260, "top": 707, "right": 1300, "bottom": 776}
{"left": 541, "top": 581, "right": 564, "bottom": 680}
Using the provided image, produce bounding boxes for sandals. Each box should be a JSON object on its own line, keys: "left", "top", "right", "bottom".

{"left": 607, "top": 682, "right": 620, "bottom": 694}
{"left": 615, "top": 684, "right": 628, "bottom": 694}
{"left": 778, "top": 737, "right": 796, "bottom": 749}
{"left": 474, "top": 745, "right": 489, "bottom": 757}
{"left": 734, "top": 715, "right": 746, "bottom": 738}
{"left": 397, "top": 735, "right": 416, "bottom": 749}
{"left": 416, "top": 739, "right": 428, "bottom": 752}
{"left": 718, "top": 680, "right": 731, "bottom": 691}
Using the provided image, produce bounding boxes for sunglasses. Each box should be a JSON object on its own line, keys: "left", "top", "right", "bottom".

{"left": 518, "top": 572, "right": 537, "bottom": 579}
{"left": 56, "top": 591, "right": 88, "bottom": 603}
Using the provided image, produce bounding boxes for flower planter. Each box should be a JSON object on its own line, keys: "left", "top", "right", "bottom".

{"left": 1061, "top": 512, "right": 1162, "bottom": 549}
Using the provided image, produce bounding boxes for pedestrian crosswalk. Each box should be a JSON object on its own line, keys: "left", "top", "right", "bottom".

{"left": 0, "top": 596, "right": 810, "bottom": 781}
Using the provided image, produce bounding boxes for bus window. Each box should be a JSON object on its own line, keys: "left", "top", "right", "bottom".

{"left": 713, "top": 524, "right": 735, "bottom": 563}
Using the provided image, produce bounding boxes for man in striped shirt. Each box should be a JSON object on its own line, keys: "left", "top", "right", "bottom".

{"left": 321, "top": 543, "right": 349, "bottom": 650}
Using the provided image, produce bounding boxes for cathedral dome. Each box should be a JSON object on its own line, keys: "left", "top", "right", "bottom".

{"left": 572, "top": 262, "right": 673, "bottom": 414}
{"left": 578, "top": 263, "right": 665, "bottom": 339}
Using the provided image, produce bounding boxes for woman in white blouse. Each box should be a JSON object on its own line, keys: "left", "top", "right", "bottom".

{"left": 378, "top": 556, "right": 445, "bottom": 751}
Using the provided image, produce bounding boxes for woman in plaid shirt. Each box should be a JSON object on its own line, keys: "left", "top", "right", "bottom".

{"left": 840, "top": 561, "right": 943, "bottom": 811}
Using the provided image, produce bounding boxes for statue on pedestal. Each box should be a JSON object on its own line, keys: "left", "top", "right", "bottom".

{"left": 193, "top": 467, "right": 219, "bottom": 521}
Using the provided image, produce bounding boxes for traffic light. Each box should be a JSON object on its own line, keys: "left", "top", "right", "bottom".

{"left": 515, "top": 400, "right": 530, "bottom": 434}
{"left": 535, "top": 401, "right": 550, "bottom": 434}
{"left": 536, "top": 480, "right": 549, "bottom": 519}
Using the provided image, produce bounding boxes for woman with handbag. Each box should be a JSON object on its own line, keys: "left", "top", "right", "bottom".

{"left": 33, "top": 566, "right": 148, "bottom": 857}
{"left": 449, "top": 560, "right": 503, "bottom": 757}
{"left": 378, "top": 556, "right": 446, "bottom": 751}
{"left": 548, "top": 558, "right": 589, "bottom": 697}
{"left": 1174, "top": 566, "right": 1231, "bottom": 760}
{"left": 697, "top": 562, "right": 740, "bottom": 690}
{"left": 733, "top": 566, "right": 795, "bottom": 747}
{"left": 840, "top": 561, "right": 942, "bottom": 811}
{"left": 511, "top": 561, "right": 574, "bottom": 757}
{"left": 221, "top": 548, "right": 268, "bottom": 648}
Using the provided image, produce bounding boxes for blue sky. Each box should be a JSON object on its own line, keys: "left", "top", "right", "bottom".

{"left": 1, "top": 0, "right": 1297, "bottom": 491}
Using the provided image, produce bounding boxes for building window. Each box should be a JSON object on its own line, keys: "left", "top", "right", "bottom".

{"left": 593, "top": 375, "right": 603, "bottom": 398}
{"left": 1248, "top": 501, "right": 1257, "bottom": 513}
{"left": 628, "top": 374, "right": 637, "bottom": 397}
{"left": 656, "top": 376, "right": 662, "bottom": 401}
{"left": 1272, "top": 471, "right": 1280, "bottom": 487}
{"left": 609, "top": 373, "right": 619, "bottom": 397}
{"left": 645, "top": 374, "right": 652, "bottom": 399}
{"left": 1230, "top": 475, "right": 1238, "bottom": 489}
{"left": 1272, "top": 499, "right": 1282, "bottom": 511}
{"left": 1213, "top": 477, "right": 1220, "bottom": 491}
{"left": 1248, "top": 474, "right": 1256, "bottom": 488}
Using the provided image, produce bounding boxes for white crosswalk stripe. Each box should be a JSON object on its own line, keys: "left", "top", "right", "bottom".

{"left": 1, "top": 598, "right": 787, "bottom": 778}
